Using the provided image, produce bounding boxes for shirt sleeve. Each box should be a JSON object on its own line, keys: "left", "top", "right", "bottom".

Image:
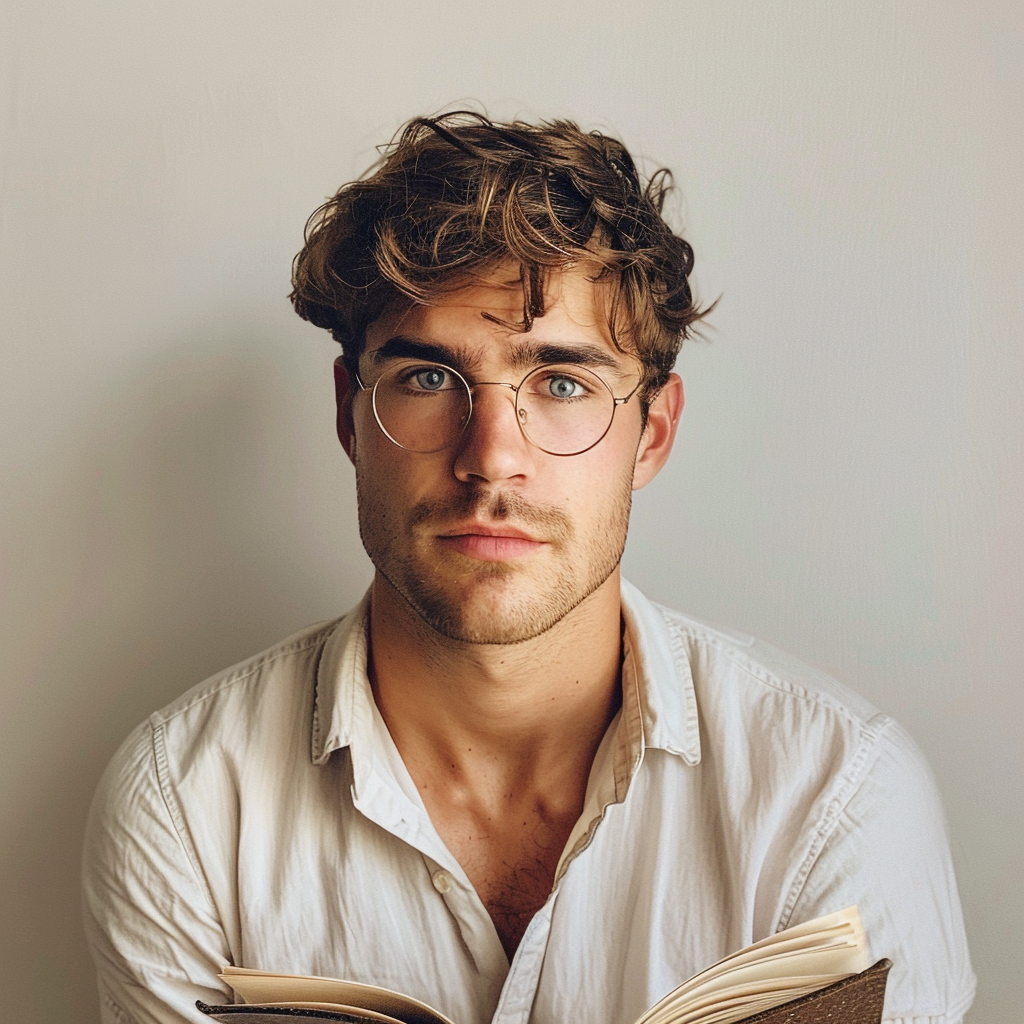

{"left": 82, "top": 719, "right": 233, "bottom": 1023}
{"left": 784, "top": 718, "right": 975, "bottom": 1024}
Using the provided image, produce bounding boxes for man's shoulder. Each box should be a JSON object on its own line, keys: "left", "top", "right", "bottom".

{"left": 632, "top": 590, "right": 955, "bottom": 911}
{"left": 647, "top": 596, "right": 887, "bottom": 733}
{"left": 99, "top": 612, "right": 355, "bottom": 802}
{"left": 89, "top": 612, "right": 357, "bottom": 847}
{"left": 624, "top": 583, "right": 907, "bottom": 790}
{"left": 148, "top": 616, "right": 343, "bottom": 730}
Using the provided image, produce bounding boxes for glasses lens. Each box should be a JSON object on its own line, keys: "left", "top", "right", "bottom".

{"left": 372, "top": 362, "right": 470, "bottom": 452}
{"left": 516, "top": 364, "right": 616, "bottom": 455}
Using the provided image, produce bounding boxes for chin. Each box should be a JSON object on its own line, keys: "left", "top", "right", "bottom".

{"left": 398, "top": 565, "right": 615, "bottom": 646}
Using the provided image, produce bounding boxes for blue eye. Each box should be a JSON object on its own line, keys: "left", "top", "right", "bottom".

{"left": 413, "top": 368, "right": 448, "bottom": 391}
{"left": 546, "top": 376, "right": 584, "bottom": 399}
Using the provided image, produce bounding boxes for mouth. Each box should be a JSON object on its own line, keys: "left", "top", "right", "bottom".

{"left": 436, "top": 522, "right": 546, "bottom": 561}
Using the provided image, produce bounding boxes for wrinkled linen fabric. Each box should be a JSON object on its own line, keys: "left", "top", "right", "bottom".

{"left": 83, "top": 580, "right": 975, "bottom": 1024}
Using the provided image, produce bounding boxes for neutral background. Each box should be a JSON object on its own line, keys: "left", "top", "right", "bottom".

{"left": 1, "top": 2, "right": 1019, "bottom": 1021}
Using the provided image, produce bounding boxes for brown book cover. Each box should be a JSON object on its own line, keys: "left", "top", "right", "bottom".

{"left": 196, "top": 1009, "right": 391, "bottom": 1023}
{"left": 732, "top": 959, "right": 891, "bottom": 1024}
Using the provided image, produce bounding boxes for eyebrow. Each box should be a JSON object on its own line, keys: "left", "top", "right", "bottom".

{"left": 371, "top": 335, "right": 625, "bottom": 376}
{"left": 372, "top": 336, "right": 460, "bottom": 367}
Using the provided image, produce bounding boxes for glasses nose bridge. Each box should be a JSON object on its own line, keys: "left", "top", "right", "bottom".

{"left": 458, "top": 377, "right": 536, "bottom": 457}
{"left": 466, "top": 378, "right": 520, "bottom": 420}
{"left": 468, "top": 379, "right": 519, "bottom": 398}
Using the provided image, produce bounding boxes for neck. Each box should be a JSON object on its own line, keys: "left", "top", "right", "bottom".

{"left": 367, "top": 570, "right": 624, "bottom": 786}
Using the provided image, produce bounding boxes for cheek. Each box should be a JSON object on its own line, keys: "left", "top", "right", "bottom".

{"left": 578, "top": 437, "right": 640, "bottom": 492}
{"left": 561, "top": 452, "right": 636, "bottom": 525}
{"left": 350, "top": 402, "right": 380, "bottom": 460}
{"left": 354, "top": 437, "right": 451, "bottom": 511}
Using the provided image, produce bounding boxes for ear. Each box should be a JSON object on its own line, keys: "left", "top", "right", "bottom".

{"left": 632, "top": 373, "right": 683, "bottom": 490}
{"left": 333, "top": 356, "right": 358, "bottom": 465}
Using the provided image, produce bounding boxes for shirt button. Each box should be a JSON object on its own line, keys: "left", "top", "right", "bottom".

{"left": 431, "top": 870, "right": 452, "bottom": 894}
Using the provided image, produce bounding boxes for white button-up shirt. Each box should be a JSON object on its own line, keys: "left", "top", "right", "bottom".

{"left": 82, "top": 581, "right": 975, "bottom": 1024}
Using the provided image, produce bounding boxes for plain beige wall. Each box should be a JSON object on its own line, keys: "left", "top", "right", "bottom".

{"left": 1, "top": 2, "right": 1019, "bottom": 1021}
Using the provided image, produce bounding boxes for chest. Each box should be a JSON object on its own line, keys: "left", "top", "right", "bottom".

{"left": 425, "top": 799, "right": 579, "bottom": 961}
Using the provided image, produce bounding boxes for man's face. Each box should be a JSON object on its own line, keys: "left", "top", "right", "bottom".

{"left": 343, "top": 266, "right": 668, "bottom": 645}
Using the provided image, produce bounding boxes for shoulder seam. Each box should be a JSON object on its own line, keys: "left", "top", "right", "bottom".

{"left": 143, "top": 622, "right": 339, "bottom": 908}
{"left": 653, "top": 603, "right": 755, "bottom": 647}
{"left": 150, "top": 623, "right": 337, "bottom": 727}
{"left": 150, "top": 719, "right": 219, "bottom": 910}
{"left": 777, "top": 715, "right": 896, "bottom": 928}
{"left": 673, "top": 623, "right": 881, "bottom": 732}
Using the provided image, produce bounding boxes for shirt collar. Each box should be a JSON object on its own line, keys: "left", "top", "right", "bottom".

{"left": 312, "top": 579, "right": 701, "bottom": 768}
{"left": 620, "top": 578, "right": 701, "bottom": 764}
{"left": 311, "top": 590, "right": 372, "bottom": 767}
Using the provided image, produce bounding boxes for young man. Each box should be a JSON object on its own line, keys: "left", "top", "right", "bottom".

{"left": 83, "top": 113, "right": 974, "bottom": 1024}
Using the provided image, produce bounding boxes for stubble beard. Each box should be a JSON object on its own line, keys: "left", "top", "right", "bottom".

{"left": 356, "top": 469, "right": 634, "bottom": 646}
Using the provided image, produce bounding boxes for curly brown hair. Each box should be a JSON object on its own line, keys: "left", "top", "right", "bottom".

{"left": 290, "top": 111, "right": 708, "bottom": 404}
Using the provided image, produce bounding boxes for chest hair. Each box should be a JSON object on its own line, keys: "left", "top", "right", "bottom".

{"left": 435, "top": 802, "right": 578, "bottom": 961}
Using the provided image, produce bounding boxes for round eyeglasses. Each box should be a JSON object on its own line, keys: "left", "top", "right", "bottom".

{"left": 355, "top": 360, "right": 642, "bottom": 456}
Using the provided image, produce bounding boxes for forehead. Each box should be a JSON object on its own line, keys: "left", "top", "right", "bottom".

{"left": 363, "top": 265, "right": 633, "bottom": 375}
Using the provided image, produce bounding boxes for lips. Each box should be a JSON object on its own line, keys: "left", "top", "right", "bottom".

{"left": 439, "top": 521, "right": 539, "bottom": 541}
{"left": 436, "top": 522, "right": 545, "bottom": 561}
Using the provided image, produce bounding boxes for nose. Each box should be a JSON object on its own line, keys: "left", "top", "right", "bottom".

{"left": 452, "top": 382, "right": 535, "bottom": 483}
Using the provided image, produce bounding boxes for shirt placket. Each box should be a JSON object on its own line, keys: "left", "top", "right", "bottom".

{"left": 351, "top": 758, "right": 511, "bottom": 997}
{"left": 419, "top": 852, "right": 510, "bottom": 987}
{"left": 489, "top": 901, "right": 556, "bottom": 1024}
{"left": 491, "top": 682, "right": 647, "bottom": 1024}
{"left": 351, "top": 752, "right": 595, "bottom": 1024}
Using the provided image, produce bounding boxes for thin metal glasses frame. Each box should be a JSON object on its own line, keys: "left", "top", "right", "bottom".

{"left": 354, "top": 361, "right": 642, "bottom": 457}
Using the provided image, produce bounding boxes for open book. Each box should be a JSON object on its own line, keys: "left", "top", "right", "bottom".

{"left": 197, "top": 906, "right": 891, "bottom": 1024}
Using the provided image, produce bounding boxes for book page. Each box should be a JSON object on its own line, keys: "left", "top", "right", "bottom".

{"left": 648, "top": 974, "right": 846, "bottom": 1024}
{"left": 636, "top": 906, "right": 869, "bottom": 1024}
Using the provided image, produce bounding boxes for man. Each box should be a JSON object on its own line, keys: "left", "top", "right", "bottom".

{"left": 83, "top": 113, "right": 974, "bottom": 1024}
